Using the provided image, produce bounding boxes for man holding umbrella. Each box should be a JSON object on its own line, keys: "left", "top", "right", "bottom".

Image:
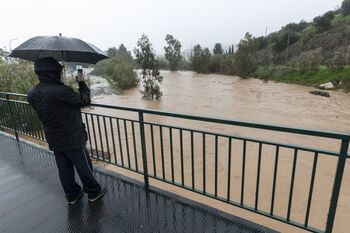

{"left": 10, "top": 35, "right": 109, "bottom": 204}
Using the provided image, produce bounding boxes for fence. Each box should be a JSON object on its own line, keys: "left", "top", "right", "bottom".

{"left": 0, "top": 91, "right": 349, "bottom": 233}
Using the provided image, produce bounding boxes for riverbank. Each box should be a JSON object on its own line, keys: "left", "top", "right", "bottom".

{"left": 157, "top": 66, "right": 350, "bottom": 92}
{"left": 254, "top": 65, "right": 350, "bottom": 91}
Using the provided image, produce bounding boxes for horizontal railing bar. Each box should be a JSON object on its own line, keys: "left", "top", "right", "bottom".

{"left": 0, "top": 127, "right": 45, "bottom": 142}
{"left": 0, "top": 98, "right": 30, "bottom": 104}
{"left": 90, "top": 102, "right": 350, "bottom": 140}
{"left": 92, "top": 156, "right": 144, "bottom": 175}
{"left": 82, "top": 111, "right": 138, "bottom": 123}
{"left": 142, "top": 121, "right": 340, "bottom": 157}
{"left": 0, "top": 92, "right": 27, "bottom": 97}
{"left": 148, "top": 174, "right": 323, "bottom": 233}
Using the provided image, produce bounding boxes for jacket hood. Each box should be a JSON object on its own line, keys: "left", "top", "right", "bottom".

{"left": 34, "top": 57, "right": 63, "bottom": 84}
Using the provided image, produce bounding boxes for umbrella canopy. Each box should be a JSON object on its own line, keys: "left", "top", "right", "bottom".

{"left": 9, "top": 35, "right": 109, "bottom": 64}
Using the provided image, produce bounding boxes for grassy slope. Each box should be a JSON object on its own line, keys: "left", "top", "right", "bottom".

{"left": 270, "top": 67, "right": 350, "bottom": 86}
{"left": 254, "top": 65, "right": 350, "bottom": 91}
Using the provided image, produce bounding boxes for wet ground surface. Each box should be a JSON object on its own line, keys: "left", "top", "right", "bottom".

{"left": 0, "top": 132, "right": 278, "bottom": 233}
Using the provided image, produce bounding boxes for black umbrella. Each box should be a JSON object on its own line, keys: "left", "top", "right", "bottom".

{"left": 9, "top": 34, "right": 109, "bottom": 64}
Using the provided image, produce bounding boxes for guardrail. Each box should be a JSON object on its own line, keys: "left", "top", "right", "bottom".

{"left": 0, "top": 91, "right": 349, "bottom": 233}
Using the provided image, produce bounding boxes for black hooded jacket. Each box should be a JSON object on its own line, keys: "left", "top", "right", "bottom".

{"left": 28, "top": 57, "right": 90, "bottom": 152}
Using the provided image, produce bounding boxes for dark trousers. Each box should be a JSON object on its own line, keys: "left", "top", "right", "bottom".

{"left": 54, "top": 146, "right": 101, "bottom": 199}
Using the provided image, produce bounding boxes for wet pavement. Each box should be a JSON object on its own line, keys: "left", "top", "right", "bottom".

{"left": 0, "top": 132, "right": 277, "bottom": 233}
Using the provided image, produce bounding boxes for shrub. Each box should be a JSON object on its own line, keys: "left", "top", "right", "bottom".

{"left": 220, "top": 55, "right": 236, "bottom": 75}
{"left": 328, "top": 46, "right": 349, "bottom": 71}
{"left": 0, "top": 61, "right": 42, "bottom": 133}
{"left": 297, "top": 49, "right": 321, "bottom": 73}
{"left": 0, "top": 61, "right": 37, "bottom": 94}
{"left": 105, "top": 60, "right": 138, "bottom": 91}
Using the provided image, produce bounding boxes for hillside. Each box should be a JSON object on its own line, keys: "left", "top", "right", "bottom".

{"left": 255, "top": 14, "right": 350, "bottom": 65}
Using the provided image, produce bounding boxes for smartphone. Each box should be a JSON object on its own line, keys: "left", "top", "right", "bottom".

{"left": 78, "top": 69, "right": 83, "bottom": 77}
{"left": 76, "top": 69, "right": 83, "bottom": 82}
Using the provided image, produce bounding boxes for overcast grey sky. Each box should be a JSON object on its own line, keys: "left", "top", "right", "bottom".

{"left": 1, "top": 0, "right": 343, "bottom": 54}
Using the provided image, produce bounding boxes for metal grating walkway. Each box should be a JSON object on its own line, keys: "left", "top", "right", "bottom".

{"left": 0, "top": 132, "right": 278, "bottom": 233}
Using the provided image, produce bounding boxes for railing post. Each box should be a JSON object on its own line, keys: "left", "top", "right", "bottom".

{"left": 138, "top": 111, "right": 149, "bottom": 189}
{"left": 6, "top": 94, "right": 19, "bottom": 141}
{"left": 325, "top": 139, "right": 349, "bottom": 233}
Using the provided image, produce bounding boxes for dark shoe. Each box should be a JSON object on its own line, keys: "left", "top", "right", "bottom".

{"left": 88, "top": 188, "right": 107, "bottom": 202}
{"left": 67, "top": 190, "right": 83, "bottom": 205}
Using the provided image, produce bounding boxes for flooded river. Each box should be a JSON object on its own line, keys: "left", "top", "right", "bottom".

{"left": 87, "top": 70, "right": 350, "bottom": 233}
{"left": 92, "top": 70, "right": 350, "bottom": 133}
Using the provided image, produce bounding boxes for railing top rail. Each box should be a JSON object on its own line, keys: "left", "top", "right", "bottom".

{"left": 1, "top": 91, "right": 349, "bottom": 140}
{"left": 0, "top": 92, "right": 27, "bottom": 97}
{"left": 91, "top": 102, "right": 350, "bottom": 140}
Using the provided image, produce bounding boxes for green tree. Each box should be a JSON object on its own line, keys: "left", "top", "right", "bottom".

{"left": 134, "top": 34, "right": 163, "bottom": 100}
{"left": 191, "top": 45, "right": 211, "bottom": 73}
{"left": 105, "top": 59, "right": 138, "bottom": 91}
{"left": 213, "top": 43, "right": 224, "bottom": 55}
{"left": 164, "top": 34, "right": 182, "bottom": 71}
{"left": 273, "top": 31, "right": 300, "bottom": 52}
{"left": 228, "top": 46, "right": 232, "bottom": 55}
{"left": 93, "top": 44, "right": 138, "bottom": 92}
{"left": 283, "top": 21, "right": 310, "bottom": 33}
{"left": 256, "top": 37, "right": 268, "bottom": 50}
{"left": 313, "top": 11, "right": 335, "bottom": 31}
{"left": 106, "top": 44, "right": 133, "bottom": 62}
{"left": 209, "top": 55, "right": 223, "bottom": 73}
{"left": 341, "top": 0, "right": 350, "bottom": 15}
{"left": 227, "top": 45, "right": 235, "bottom": 55}
{"left": 191, "top": 45, "right": 203, "bottom": 72}
{"left": 106, "top": 47, "right": 118, "bottom": 57}
{"left": 115, "top": 44, "right": 133, "bottom": 63}
{"left": 234, "top": 32, "right": 258, "bottom": 77}
{"left": 93, "top": 44, "right": 134, "bottom": 76}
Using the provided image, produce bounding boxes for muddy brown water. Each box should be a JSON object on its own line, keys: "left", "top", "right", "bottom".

{"left": 84, "top": 71, "right": 350, "bottom": 233}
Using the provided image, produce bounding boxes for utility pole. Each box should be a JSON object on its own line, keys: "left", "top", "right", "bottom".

{"left": 285, "top": 33, "right": 290, "bottom": 64}
{"left": 265, "top": 27, "right": 270, "bottom": 65}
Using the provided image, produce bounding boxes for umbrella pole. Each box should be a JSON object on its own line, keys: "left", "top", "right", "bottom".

{"left": 62, "top": 61, "right": 66, "bottom": 79}
{"left": 61, "top": 50, "right": 66, "bottom": 79}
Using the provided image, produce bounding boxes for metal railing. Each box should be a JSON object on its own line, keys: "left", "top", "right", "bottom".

{"left": 0, "top": 91, "right": 349, "bottom": 233}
